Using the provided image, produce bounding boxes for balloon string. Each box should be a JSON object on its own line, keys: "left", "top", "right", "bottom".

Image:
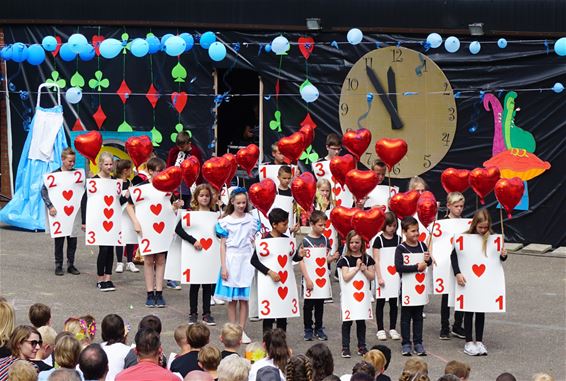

{"left": 499, "top": 208, "right": 505, "bottom": 251}
{"left": 387, "top": 172, "right": 392, "bottom": 202}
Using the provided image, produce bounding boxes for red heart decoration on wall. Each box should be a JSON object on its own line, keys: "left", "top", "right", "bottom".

{"left": 92, "top": 35, "right": 104, "bottom": 56}
{"left": 52, "top": 36, "right": 62, "bottom": 57}
{"left": 345, "top": 169, "right": 379, "bottom": 201}
{"left": 494, "top": 177, "right": 524, "bottom": 218}
{"left": 342, "top": 128, "right": 372, "bottom": 161}
{"left": 202, "top": 157, "right": 231, "bottom": 192}
{"left": 298, "top": 37, "right": 315, "bottom": 60}
{"left": 180, "top": 156, "right": 200, "bottom": 189}
{"left": 388, "top": 190, "right": 420, "bottom": 219}
{"left": 74, "top": 131, "right": 102, "bottom": 165}
{"left": 416, "top": 191, "right": 438, "bottom": 228}
{"left": 441, "top": 168, "right": 470, "bottom": 193}
{"left": 152, "top": 166, "right": 183, "bottom": 193}
{"left": 291, "top": 172, "right": 317, "bottom": 214}
{"left": 330, "top": 154, "right": 356, "bottom": 187}
{"left": 223, "top": 153, "right": 238, "bottom": 186}
{"left": 125, "top": 135, "right": 153, "bottom": 168}
{"left": 249, "top": 179, "right": 277, "bottom": 218}
{"left": 171, "top": 92, "right": 188, "bottom": 114}
{"left": 277, "top": 132, "right": 306, "bottom": 164}
{"left": 329, "top": 206, "right": 360, "bottom": 238}
{"left": 375, "top": 138, "right": 408, "bottom": 171}
{"left": 352, "top": 207, "right": 386, "bottom": 242}
{"left": 236, "top": 144, "right": 260, "bottom": 176}
{"left": 469, "top": 167, "right": 501, "bottom": 204}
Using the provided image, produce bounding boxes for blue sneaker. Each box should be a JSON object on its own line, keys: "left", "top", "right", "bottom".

{"left": 315, "top": 328, "right": 328, "bottom": 341}
{"left": 402, "top": 343, "right": 412, "bottom": 356}
{"left": 166, "top": 280, "right": 181, "bottom": 290}
{"left": 155, "top": 294, "right": 166, "bottom": 308}
{"left": 414, "top": 343, "right": 427, "bottom": 356}
{"left": 304, "top": 329, "right": 314, "bottom": 341}
{"left": 145, "top": 294, "right": 155, "bottom": 308}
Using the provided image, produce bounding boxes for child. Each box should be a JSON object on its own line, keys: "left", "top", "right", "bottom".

{"left": 214, "top": 188, "right": 259, "bottom": 344}
{"left": 175, "top": 183, "right": 218, "bottom": 326}
{"left": 364, "top": 350, "right": 390, "bottom": 381}
{"left": 220, "top": 322, "right": 242, "bottom": 359}
{"left": 28, "top": 303, "right": 51, "bottom": 328}
{"left": 408, "top": 177, "right": 428, "bottom": 193}
{"left": 270, "top": 144, "right": 287, "bottom": 165}
{"left": 451, "top": 208, "right": 507, "bottom": 356}
{"left": 337, "top": 231, "right": 376, "bottom": 358}
{"left": 323, "top": 133, "right": 342, "bottom": 161}
{"left": 168, "top": 324, "right": 190, "bottom": 368}
{"left": 63, "top": 315, "right": 96, "bottom": 349}
{"left": 170, "top": 322, "right": 210, "bottom": 377}
{"left": 440, "top": 192, "right": 466, "bottom": 340}
{"left": 285, "top": 354, "right": 314, "bottom": 381}
{"left": 33, "top": 326, "right": 57, "bottom": 370}
{"left": 114, "top": 159, "right": 139, "bottom": 274}
{"left": 395, "top": 217, "right": 432, "bottom": 356}
{"left": 166, "top": 131, "right": 204, "bottom": 207}
{"left": 197, "top": 344, "right": 221, "bottom": 380}
{"left": 40, "top": 147, "right": 82, "bottom": 276}
{"left": 100, "top": 313, "right": 131, "bottom": 380}
{"left": 276, "top": 165, "right": 293, "bottom": 197}
{"left": 372, "top": 160, "right": 387, "bottom": 186}
{"left": 444, "top": 360, "right": 470, "bottom": 381}
{"left": 248, "top": 328, "right": 290, "bottom": 381}
{"left": 314, "top": 179, "right": 335, "bottom": 213}
{"left": 373, "top": 212, "right": 402, "bottom": 341}
{"left": 299, "top": 211, "right": 339, "bottom": 341}
{"left": 251, "top": 208, "right": 304, "bottom": 334}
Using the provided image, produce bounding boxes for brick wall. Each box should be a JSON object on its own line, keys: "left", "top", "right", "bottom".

{"left": 0, "top": 28, "right": 12, "bottom": 205}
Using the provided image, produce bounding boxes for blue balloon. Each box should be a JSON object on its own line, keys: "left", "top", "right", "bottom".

{"left": 146, "top": 35, "right": 161, "bottom": 54}
{"left": 26, "top": 44, "right": 45, "bottom": 65}
{"left": 130, "top": 38, "right": 149, "bottom": 57}
{"left": 164, "top": 35, "right": 186, "bottom": 56}
{"left": 264, "top": 44, "right": 272, "bottom": 53}
{"left": 160, "top": 33, "right": 174, "bottom": 50}
{"left": 65, "top": 87, "right": 83, "bottom": 104}
{"left": 554, "top": 37, "right": 566, "bottom": 56}
{"left": 497, "top": 38, "right": 508, "bottom": 49}
{"left": 42, "top": 36, "right": 58, "bottom": 52}
{"left": 1, "top": 45, "right": 13, "bottom": 61}
{"left": 208, "top": 42, "right": 227, "bottom": 61}
{"left": 59, "top": 43, "right": 76, "bottom": 61}
{"left": 300, "top": 84, "right": 319, "bottom": 103}
{"left": 200, "top": 31, "right": 216, "bottom": 49}
{"left": 347, "top": 28, "right": 363, "bottom": 45}
{"left": 99, "top": 38, "right": 122, "bottom": 59}
{"left": 426, "top": 33, "right": 443, "bottom": 49}
{"left": 271, "top": 36, "right": 289, "bottom": 55}
{"left": 469, "top": 41, "right": 481, "bottom": 54}
{"left": 552, "top": 82, "right": 564, "bottom": 93}
{"left": 180, "top": 33, "right": 194, "bottom": 52}
{"left": 444, "top": 36, "right": 460, "bottom": 53}
{"left": 79, "top": 44, "right": 95, "bottom": 61}
{"left": 68, "top": 33, "right": 87, "bottom": 54}
{"left": 11, "top": 43, "right": 28, "bottom": 63}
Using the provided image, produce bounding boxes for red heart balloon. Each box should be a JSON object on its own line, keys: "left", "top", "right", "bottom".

{"left": 74, "top": 131, "right": 102, "bottom": 165}
{"left": 342, "top": 128, "right": 372, "bottom": 161}
{"left": 223, "top": 153, "right": 238, "bottom": 186}
{"left": 330, "top": 154, "right": 356, "bottom": 187}
{"left": 417, "top": 191, "right": 438, "bottom": 228}
{"left": 352, "top": 207, "right": 386, "bottom": 242}
{"left": 236, "top": 144, "right": 260, "bottom": 176}
{"left": 180, "top": 156, "right": 200, "bottom": 189}
{"left": 441, "top": 168, "right": 470, "bottom": 193}
{"left": 298, "top": 37, "right": 315, "bottom": 60}
{"left": 494, "top": 177, "right": 524, "bottom": 218}
{"left": 152, "top": 166, "right": 182, "bottom": 193}
{"left": 469, "top": 167, "right": 501, "bottom": 204}
{"left": 171, "top": 92, "right": 188, "bottom": 114}
{"left": 249, "top": 179, "right": 277, "bottom": 217}
{"left": 345, "top": 169, "right": 379, "bottom": 201}
{"left": 277, "top": 132, "right": 306, "bottom": 164}
{"left": 299, "top": 125, "right": 315, "bottom": 148}
{"left": 202, "top": 157, "right": 231, "bottom": 192}
{"left": 291, "top": 172, "right": 317, "bottom": 214}
{"left": 375, "top": 138, "right": 408, "bottom": 171}
{"left": 125, "top": 136, "right": 153, "bottom": 168}
{"left": 389, "top": 190, "right": 420, "bottom": 219}
{"left": 329, "top": 206, "right": 360, "bottom": 238}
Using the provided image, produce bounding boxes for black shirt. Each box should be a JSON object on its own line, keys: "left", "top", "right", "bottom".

{"left": 29, "top": 359, "right": 52, "bottom": 372}
{"left": 250, "top": 233, "right": 303, "bottom": 275}
{"left": 372, "top": 234, "right": 402, "bottom": 249}
{"left": 221, "top": 350, "right": 239, "bottom": 359}
{"left": 394, "top": 242, "right": 431, "bottom": 274}
{"left": 336, "top": 254, "right": 375, "bottom": 268}
{"left": 276, "top": 188, "right": 292, "bottom": 197}
{"left": 170, "top": 350, "right": 201, "bottom": 377}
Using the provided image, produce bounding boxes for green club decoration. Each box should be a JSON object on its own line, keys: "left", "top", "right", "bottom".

{"left": 46, "top": 71, "right": 66, "bottom": 89}
{"left": 300, "top": 145, "right": 319, "bottom": 164}
{"left": 89, "top": 70, "right": 110, "bottom": 91}
{"left": 269, "top": 110, "right": 282, "bottom": 132}
{"left": 170, "top": 123, "right": 192, "bottom": 142}
{"left": 121, "top": 33, "right": 131, "bottom": 54}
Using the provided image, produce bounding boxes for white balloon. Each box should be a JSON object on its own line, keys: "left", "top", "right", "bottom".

{"left": 347, "top": 28, "right": 363, "bottom": 45}
{"left": 444, "top": 36, "right": 460, "bottom": 53}
{"left": 300, "top": 84, "right": 319, "bottom": 103}
{"left": 426, "top": 33, "right": 442, "bottom": 48}
{"left": 272, "top": 36, "right": 289, "bottom": 55}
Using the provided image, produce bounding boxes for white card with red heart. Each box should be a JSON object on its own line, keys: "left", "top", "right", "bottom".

{"left": 323, "top": 211, "right": 338, "bottom": 253}
{"left": 339, "top": 271, "right": 373, "bottom": 321}
{"left": 311, "top": 160, "right": 332, "bottom": 181}
{"left": 302, "top": 247, "right": 331, "bottom": 299}
{"left": 259, "top": 164, "right": 298, "bottom": 188}
{"left": 256, "top": 237, "right": 300, "bottom": 319}
{"left": 257, "top": 195, "right": 295, "bottom": 234}
{"left": 401, "top": 253, "right": 429, "bottom": 306}
{"left": 44, "top": 170, "right": 86, "bottom": 238}
{"left": 375, "top": 247, "right": 400, "bottom": 300}
{"left": 131, "top": 183, "right": 176, "bottom": 255}
{"left": 454, "top": 234, "right": 506, "bottom": 313}
{"left": 332, "top": 182, "right": 354, "bottom": 209}
{"left": 164, "top": 213, "right": 183, "bottom": 282}
{"left": 85, "top": 178, "right": 122, "bottom": 246}
{"left": 120, "top": 203, "right": 139, "bottom": 245}
{"left": 180, "top": 211, "right": 221, "bottom": 284}
{"left": 364, "top": 185, "right": 399, "bottom": 209}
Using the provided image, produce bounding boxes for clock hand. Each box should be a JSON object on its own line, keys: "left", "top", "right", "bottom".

{"left": 387, "top": 67, "right": 398, "bottom": 112}
{"left": 366, "top": 66, "right": 404, "bottom": 130}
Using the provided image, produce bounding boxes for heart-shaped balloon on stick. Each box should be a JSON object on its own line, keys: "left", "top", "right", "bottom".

{"left": 180, "top": 156, "right": 200, "bottom": 189}
{"left": 236, "top": 144, "right": 260, "bottom": 176}
{"left": 202, "top": 157, "right": 231, "bottom": 192}
{"left": 223, "top": 153, "right": 238, "bottom": 186}
{"left": 152, "top": 166, "right": 182, "bottom": 193}
{"left": 375, "top": 138, "right": 408, "bottom": 171}
{"left": 249, "top": 179, "right": 277, "bottom": 218}
{"left": 74, "top": 131, "right": 102, "bottom": 165}
{"left": 389, "top": 190, "right": 420, "bottom": 219}
{"left": 345, "top": 169, "right": 379, "bottom": 201}
{"left": 291, "top": 172, "right": 317, "bottom": 214}
{"left": 494, "top": 177, "right": 524, "bottom": 218}
{"left": 277, "top": 132, "right": 306, "bottom": 164}
{"left": 329, "top": 206, "right": 360, "bottom": 238}
{"left": 299, "top": 125, "right": 315, "bottom": 148}
{"left": 330, "top": 154, "right": 356, "bottom": 187}
{"left": 352, "top": 207, "right": 386, "bottom": 242}
{"left": 416, "top": 191, "right": 438, "bottom": 228}
{"left": 125, "top": 135, "right": 153, "bottom": 168}
{"left": 342, "top": 128, "right": 372, "bottom": 161}
{"left": 469, "top": 167, "right": 501, "bottom": 204}
{"left": 441, "top": 168, "right": 470, "bottom": 193}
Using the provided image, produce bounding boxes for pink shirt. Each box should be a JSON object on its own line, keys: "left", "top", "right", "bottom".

{"left": 116, "top": 360, "right": 180, "bottom": 381}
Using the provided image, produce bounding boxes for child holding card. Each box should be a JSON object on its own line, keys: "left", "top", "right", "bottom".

{"left": 373, "top": 212, "right": 402, "bottom": 341}
{"left": 337, "top": 231, "right": 375, "bottom": 358}
{"left": 451, "top": 208, "right": 507, "bottom": 356}
{"left": 395, "top": 216, "right": 432, "bottom": 356}
{"left": 114, "top": 159, "right": 139, "bottom": 273}
{"left": 214, "top": 188, "right": 260, "bottom": 345}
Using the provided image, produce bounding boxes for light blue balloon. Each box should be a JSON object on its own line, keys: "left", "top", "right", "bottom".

{"left": 444, "top": 36, "right": 460, "bottom": 53}
{"left": 264, "top": 44, "right": 271, "bottom": 53}
{"left": 164, "top": 35, "right": 186, "bottom": 56}
{"left": 300, "top": 84, "right": 319, "bottom": 103}
{"left": 552, "top": 82, "right": 564, "bottom": 93}
{"left": 65, "top": 87, "right": 83, "bottom": 104}
{"left": 180, "top": 33, "right": 194, "bottom": 52}
{"left": 426, "top": 33, "right": 442, "bottom": 48}
{"left": 59, "top": 43, "right": 76, "bottom": 61}
{"left": 42, "top": 36, "right": 58, "bottom": 52}
{"left": 200, "top": 31, "right": 216, "bottom": 49}
{"left": 554, "top": 37, "right": 566, "bottom": 56}
{"left": 99, "top": 38, "right": 122, "bottom": 59}
{"left": 79, "top": 44, "right": 95, "bottom": 61}
{"left": 208, "top": 42, "right": 227, "bottom": 61}
{"left": 469, "top": 41, "right": 481, "bottom": 54}
{"left": 146, "top": 35, "right": 161, "bottom": 54}
{"left": 160, "top": 33, "right": 174, "bottom": 50}
{"left": 2, "top": 45, "right": 13, "bottom": 61}
{"left": 347, "top": 28, "right": 363, "bottom": 45}
{"left": 68, "top": 33, "right": 87, "bottom": 54}
{"left": 497, "top": 38, "right": 507, "bottom": 49}
{"left": 271, "top": 36, "right": 289, "bottom": 54}
{"left": 11, "top": 43, "right": 28, "bottom": 63}
{"left": 130, "top": 38, "right": 149, "bottom": 57}
{"left": 26, "top": 44, "right": 45, "bottom": 65}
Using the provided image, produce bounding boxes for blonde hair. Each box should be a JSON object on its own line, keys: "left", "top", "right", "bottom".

{"left": 244, "top": 341, "right": 266, "bottom": 364}
{"left": 7, "top": 360, "right": 37, "bottom": 381}
{"left": 38, "top": 325, "right": 57, "bottom": 347}
{"left": 0, "top": 301, "right": 15, "bottom": 348}
{"left": 533, "top": 374, "right": 555, "bottom": 381}
{"left": 408, "top": 176, "right": 428, "bottom": 191}
{"left": 221, "top": 323, "right": 242, "bottom": 348}
{"left": 466, "top": 208, "right": 493, "bottom": 256}
{"left": 63, "top": 316, "right": 96, "bottom": 347}
{"left": 97, "top": 151, "right": 114, "bottom": 171}
{"left": 364, "top": 349, "right": 386, "bottom": 372}
{"left": 218, "top": 354, "right": 251, "bottom": 381}
{"left": 173, "top": 324, "right": 189, "bottom": 347}
{"left": 61, "top": 148, "right": 76, "bottom": 160}
{"left": 399, "top": 358, "right": 429, "bottom": 381}
{"left": 444, "top": 360, "right": 470, "bottom": 379}
{"left": 190, "top": 184, "right": 216, "bottom": 211}
{"left": 54, "top": 335, "right": 81, "bottom": 368}
{"left": 446, "top": 192, "right": 465, "bottom": 206}
{"left": 198, "top": 344, "right": 221, "bottom": 371}
{"left": 315, "top": 179, "right": 335, "bottom": 211}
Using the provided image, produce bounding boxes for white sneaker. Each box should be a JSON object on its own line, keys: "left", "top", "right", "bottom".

{"left": 115, "top": 262, "right": 124, "bottom": 273}
{"left": 213, "top": 296, "right": 225, "bottom": 305}
{"left": 422, "top": 312, "right": 427, "bottom": 319}
{"left": 376, "top": 330, "right": 387, "bottom": 340}
{"left": 476, "top": 341, "right": 488, "bottom": 355}
{"left": 210, "top": 298, "right": 215, "bottom": 306}
{"left": 241, "top": 331, "right": 252, "bottom": 344}
{"left": 464, "top": 341, "right": 480, "bottom": 356}
{"left": 126, "top": 262, "right": 140, "bottom": 273}
{"left": 389, "top": 329, "right": 401, "bottom": 340}
{"left": 249, "top": 317, "right": 261, "bottom": 322}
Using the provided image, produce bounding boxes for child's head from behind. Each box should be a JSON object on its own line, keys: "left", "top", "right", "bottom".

{"left": 399, "top": 358, "right": 429, "bottom": 381}
{"left": 220, "top": 323, "right": 242, "bottom": 349}
{"left": 285, "top": 354, "right": 313, "bottom": 381}
{"left": 115, "top": 159, "right": 133, "bottom": 179}
{"left": 63, "top": 316, "right": 96, "bottom": 347}
{"left": 197, "top": 344, "right": 221, "bottom": 371}
{"left": 263, "top": 328, "right": 290, "bottom": 372}
{"left": 363, "top": 349, "right": 386, "bottom": 374}
{"left": 28, "top": 303, "right": 51, "bottom": 328}
{"left": 191, "top": 184, "right": 215, "bottom": 210}
{"left": 444, "top": 360, "right": 470, "bottom": 380}
{"left": 187, "top": 323, "right": 210, "bottom": 349}
{"left": 277, "top": 166, "right": 293, "bottom": 189}
{"left": 345, "top": 230, "right": 365, "bottom": 256}
{"left": 174, "top": 324, "right": 189, "bottom": 348}
{"left": 101, "top": 314, "right": 125, "bottom": 345}
{"left": 305, "top": 343, "right": 334, "bottom": 381}
{"left": 138, "top": 315, "right": 162, "bottom": 334}
{"left": 382, "top": 212, "right": 398, "bottom": 235}
{"left": 268, "top": 208, "right": 289, "bottom": 235}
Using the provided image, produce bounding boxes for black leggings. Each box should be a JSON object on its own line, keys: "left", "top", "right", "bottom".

{"left": 115, "top": 244, "right": 135, "bottom": 263}
{"left": 376, "top": 298, "right": 398, "bottom": 331}
{"left": 97, "top": 246, "right": 114, "bottom": 276}
{"left": 342, "top": 320, "right": 366, "bottom": 349}
{"left": 263, "top": 319, "right": 287, "bottom": 334}
{"left": 54, "top": 236, "right": 77, "bottom": 266}
{"left": 441, "top": 294, "right": 464, "bottom": 331}
{"left": 189, "top": 284, "right": 213, "bottom": 315}
{"left": 303, "top": 299, "right": 324, "bottom": 330}
{"left": 401, "top": 305, "right": 424, "bottom": 346}
{"left": 464, "top": 312, "right": 485, "bottom": 342}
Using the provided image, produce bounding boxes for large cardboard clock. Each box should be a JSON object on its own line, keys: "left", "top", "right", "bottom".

{"left": 339, "top": 47, "right": 457, "bottom": 178}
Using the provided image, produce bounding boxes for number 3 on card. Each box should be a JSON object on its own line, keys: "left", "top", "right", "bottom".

{"left": 259, "top": 242, "right": 270, "bottom": 257}
{"left": 260, "top": 300, "right": 271, "bottom": 316}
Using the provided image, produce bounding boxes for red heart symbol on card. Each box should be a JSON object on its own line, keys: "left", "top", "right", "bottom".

{"left": 125, "top": 136, "right": 154, "bottom": 168}
{"left": 329, "top": 238, "right": 334, "bottom": 247}
{"left": 415, "top": 285, "right": 425, "bottom": 294}
{"left": 298, "top": 37, "right": 315, "bottom": 60}
{"left": 153, "top": 222, "right": 165, "bottom": 234}
{"left": 441, "top": 168, "right": 470, "bottom": 193}
{"left": 418, "top": 233, "right": 427, "bottom": 242}
{"left": 387, "top": 266, "right": 397, "bottom": 275}
{"left": 415, "top": 273, "right": 425, "bottom": 283}
{"left": 315, "top": 257, "right": 326, "bottom": 267}
{"left": 353, "top": 292, "right": 365, "bottom": 302}
{"left": 277, "top": 255, "right": 288, "bottom": 268}
{"left": 103, "top": 208, "right": 114, "bottom": 219}
{"left": 236, "top": 144, "right": 260, "bottom": 176}
{"left": 323, "top": 229, "right": 332, "bottom": 238}
{"left": 315, "top": 268, "right": 326, "bottom": 277}
{"left": 92, "top": 35, "right": 104, "bottom": 56}
{"left": 62, "top": 190, "right": 73, "bottom": 201}
{"left": 278, "top": 271, "right": 288, "bottom": 284}
{"left": 315, "top": 278, "right": 326, "bottom": 288}
{"left": 200, "top": 238, "right": 213, "bottom": 250}
{"left": 353, "top": 280, "right": 364, "bottom": 290}
{"left": 277, "top": 132, "right": 306, "bottom": 164}
{"left": 52, "top": 36, "right": 62, "bottom": 57}
{"left": 389, "top": 190, "right": 420, "bottom": 219}
{"left": 171, "top": 92, "right": 188, "bottom": 114}
{"left": 103, "top": 221, "right": 113, "bottom": 232}
{"left": 104, "top": 195, "right": 114, "bottom": 206}
{"left": 469, "top": 167, "right": 501, "bottom": 204}
{"left": 330, "top": 154, "right": 356, "bottom": 187}
{"left": 375, "top": 138, "right": 408, "bottom": 171}
{"left": 202, "top": 156, "right": 231, "bottom": 192}
{"left": 332, "top": 186, "right": 342, "bottom": 196}
{"left": 150, "top": 204, "right": 162, "bottom": 216}
{"left": 336, "top": 199, "right": 342, "bottom": 207}
{"left": 472, "top": 264, "right": 486, "bottom": 277}
{"left": 345, "top": 169, "right": 379, "bottom": 201}
{"left": 343, "top": 129, "right": 372, "bottom": 161}
{"left": 278, "top": 286, "right": 288, "bottom": 300}
{"left": 64, "top": 206, "right": 74, "bottom": 216}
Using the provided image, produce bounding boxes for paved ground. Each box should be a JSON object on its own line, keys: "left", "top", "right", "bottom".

{"left": 0, "top": 226, "right": 564, "bottom": 380}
